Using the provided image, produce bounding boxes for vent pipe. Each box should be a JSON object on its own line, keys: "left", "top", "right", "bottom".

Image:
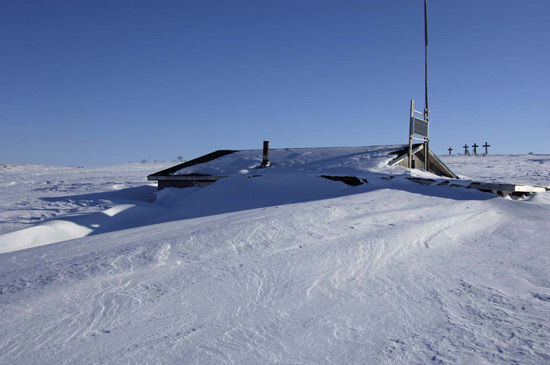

{"left": 261, "top": 140, "right": 270, "bottom": 167}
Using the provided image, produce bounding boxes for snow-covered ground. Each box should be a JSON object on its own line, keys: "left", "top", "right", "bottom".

{"left": 0, "top": 162, "right": 173, "bottom": 236}
{"left": 0, "top": 154, "right": 549, "bottom": 363}
{"left": 440, "top": 154, "right": 550, "bottom": 187}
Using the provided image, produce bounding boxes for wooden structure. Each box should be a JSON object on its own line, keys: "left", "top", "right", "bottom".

{"left": 408, "top": 99, "right": 430, "bottom": 170}
{"left": 148, "top": 150, "right": 237, "bottom": 190}
{"left": 148, "top": 144, "right": 459, "bottom": 190}
{"left": 147, "top": 143, "right": 547, "bottom": 200}
{"left": 483, "top": 142, "right": 491, "bottom": 154}
{"left": 408, "top": 177, "right": 548, "bottom": 199}
{"left": 468, "top": 182, "right": 546, "bottom": 197}
{"left": 391, "top": 144, "right": 457, "bottom": 178}
{"left": 472, "top": 143, "right": 479, "bottom": 155}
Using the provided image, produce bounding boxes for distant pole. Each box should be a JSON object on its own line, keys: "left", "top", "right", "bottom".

{"left": 483, "top": 142, "right": 491, "bottom": 154}
{"left": 448, "top": 147, "right": 453, "bottom": 155}
{"left": 472, "top": 143, "right": 478, "bottom": 155}
{"left": 463, "top": 144, "right": 469, "bottom": 155}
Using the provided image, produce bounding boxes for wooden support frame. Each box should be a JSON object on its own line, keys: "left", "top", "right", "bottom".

{"left": 408, "top": 100, "right": 414, "bottom": 168}
{"left": 408, "top": 99, "right": 429, "bottom": 170}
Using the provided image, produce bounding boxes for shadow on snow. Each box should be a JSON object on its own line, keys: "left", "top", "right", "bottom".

{"left": 31, "top": 175, "right": 494, "bottom": 242}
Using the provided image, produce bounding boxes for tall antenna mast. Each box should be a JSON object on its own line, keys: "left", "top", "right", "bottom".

{"left": 424, "top": 0, "right": 429, "bottom": 118}
{"left": 423, "top": 0, "right": 429, "bottom": 170}
{"left": 408, "top": 0, "right": 430, "bottom": 170}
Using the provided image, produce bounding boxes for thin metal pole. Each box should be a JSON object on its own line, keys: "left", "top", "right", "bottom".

{"left": 408, "top": 99, "right": 414, "bottom": 168}
{"left": 423, "top": 0, "right": 429, "bottom": 171}
{"left": 424, "top": 0, "right": 429, "bottom": 115}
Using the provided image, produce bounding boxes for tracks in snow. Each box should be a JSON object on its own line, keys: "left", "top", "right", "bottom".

{"left": 1, "top": 189, "right": 548, "bottom": 363}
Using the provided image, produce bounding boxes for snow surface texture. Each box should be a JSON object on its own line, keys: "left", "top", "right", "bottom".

{"left": 0, "top": 154, "right": 549, "bottom": 363}
{"left": 440, "top": 154, "right": 550, "bottom": 187}
{"left": 0, "top": 162, "right": 172, "bottom": 243}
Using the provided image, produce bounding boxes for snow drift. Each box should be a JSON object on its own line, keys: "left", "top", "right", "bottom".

{"left": 0, "top": 155, "right": 549, "bottom": 363}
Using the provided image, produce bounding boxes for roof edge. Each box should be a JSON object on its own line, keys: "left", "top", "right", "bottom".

{"left": 147, "top": 150, "right": 237, "bottom": 180}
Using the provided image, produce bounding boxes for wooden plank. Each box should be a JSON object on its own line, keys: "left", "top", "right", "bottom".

{"left": 320, "top": 175, "right": 366, "bottom": 186}
{"left": 154, "top": 175, "right": 225, "bottom": 181}
{"left": 407, "top": 177, "right": 435, "bottom": 185}
{"left": 481, "top": 183, "right": 546, "bottom": 193}
{"left": 413, "top": 117, "right": 428, "bottom": 137}
{"left": 147, "top": 150, "right": 237, "bottom": 180}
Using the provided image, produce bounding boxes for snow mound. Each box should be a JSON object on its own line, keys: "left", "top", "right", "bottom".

{"left": 0, "top": 220, "right": 92, "bottom": 253}
{"left": 173, "top": 145, "right": 408, "bottom": 176}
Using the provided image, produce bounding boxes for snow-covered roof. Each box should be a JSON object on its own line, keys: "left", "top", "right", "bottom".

{"left": 171, "top": 145, "right": 408, "bottom": 177}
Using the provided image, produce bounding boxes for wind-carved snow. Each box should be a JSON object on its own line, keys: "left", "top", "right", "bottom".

{"left": 0, "top": 155, "right": 549, "bottom": 363}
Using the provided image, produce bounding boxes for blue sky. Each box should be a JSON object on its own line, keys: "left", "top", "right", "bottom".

{"left": 2, "top": 0, "right": 549, "bottom": 166}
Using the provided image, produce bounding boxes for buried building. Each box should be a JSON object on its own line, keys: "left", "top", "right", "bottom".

{"left": 147, "top": 143, "right": 457, "bottom": 190}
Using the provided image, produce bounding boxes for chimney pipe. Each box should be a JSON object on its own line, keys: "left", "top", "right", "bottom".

{"left": 262, "top": 140, "right": 270, "bottom": 167}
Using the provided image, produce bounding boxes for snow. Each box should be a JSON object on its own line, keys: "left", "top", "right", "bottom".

{"left": 0, "top": 162, "right": 172, "bottom": 236}
{"left": 172, "top": 145, "right": 409, "bottom": 176}
{"left": 0, "top": 154, "right": 549, "bottom": 363}
{"left": 440, "top": 154, "right": 550, "bottom": 187}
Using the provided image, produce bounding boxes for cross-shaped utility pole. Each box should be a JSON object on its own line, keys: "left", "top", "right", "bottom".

{"left": 448, "top": 147, "right": 453, "bottom": 155}
{"left": 483, "top": 142, "right": 490, "bottom": 155}
{"left": 472, "top": 143, "right": 479, "bottom": 155}
{"left": 463, "top": 144, "right": 469, "bottom": 155}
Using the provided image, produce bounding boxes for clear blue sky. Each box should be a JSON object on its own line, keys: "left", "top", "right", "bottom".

{"left": 2, "top": 0, "right": 549, "bottom": 166}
